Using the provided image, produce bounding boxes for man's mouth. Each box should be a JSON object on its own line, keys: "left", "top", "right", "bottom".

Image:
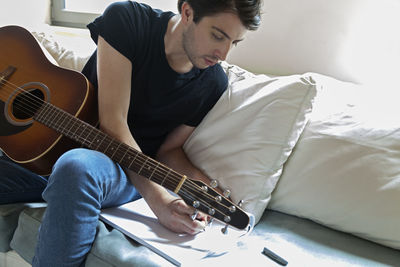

{"left": 204, "top": 57, "right": 217, "bottom": 66}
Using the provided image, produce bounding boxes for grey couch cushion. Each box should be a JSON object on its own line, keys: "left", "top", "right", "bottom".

{"left": 0, "top": 204, "right": 26, "bottom": 252}
{"left": 9, "top": 206, "right": 172, "bottom": 267}
{"left": 86, "top": 222, "right": 171, "bottom": 267}
{"left": 10, "top": 207, "right": 44, "bottom": 263}
{"left": 5, "top": 203, "right": 400, "bottom": 267}
{"left": 255, "top": 210, "right": 400, "bottom": 266}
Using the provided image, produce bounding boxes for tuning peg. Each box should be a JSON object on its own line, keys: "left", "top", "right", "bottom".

{"left": 224, "top": 215, "right": 231, "bottom": 223}
{"left": 210, "top": 179, "right": 218, "bottom": 188}
{"left": 208, "top": 208, "right": 215, "bottom": 216}
{"left": 221, "top": 224, "right": 229, "bottom": 235}
{"left": 237, "top": 200, "right": 243, "bottom": 207}
{"left": 223, "top": 189, "right": 231, "bottom": 198}
{"left": 192, "top": 200, "right": 200, "bottom": 208}
{"left": 229, "top": 205, "right": 236, "bottom": 213}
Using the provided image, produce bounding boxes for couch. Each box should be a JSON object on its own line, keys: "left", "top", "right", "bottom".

{"left": 1, "top": 0, "right": 400, "bottom": 266}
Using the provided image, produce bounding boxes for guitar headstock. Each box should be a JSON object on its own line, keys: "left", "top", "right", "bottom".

{"left": 178, "top": 178, "right": 249, "bottom": 230}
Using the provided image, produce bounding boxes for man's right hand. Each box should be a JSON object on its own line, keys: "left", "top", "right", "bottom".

{"left": 128, "top": 170, "right": 207, "bottom": 235}
{"left": 149, "top": 192, "right": 208, "bottom": 235}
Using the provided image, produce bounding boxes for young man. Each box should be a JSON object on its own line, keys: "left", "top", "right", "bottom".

{"left": 0, "top": 0, "right": 261, "bottom": 266}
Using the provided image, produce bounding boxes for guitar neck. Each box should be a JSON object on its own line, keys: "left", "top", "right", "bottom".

{"left": 34, "top": 101, "right": 185, "bottom": 193}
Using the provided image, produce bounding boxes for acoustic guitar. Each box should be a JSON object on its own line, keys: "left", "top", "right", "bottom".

{"left": 0, "top": 25, "right": 249, "bottom": 230}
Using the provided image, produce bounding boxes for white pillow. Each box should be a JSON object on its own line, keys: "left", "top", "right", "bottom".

{"left": 32, "top": 28, "right": 95, "bottom": 72}
{"left": 184, "top": 63, "right": 318, "bottom": 223}
{"left": 269, "top": 74, "right": 400, "bottom": 249}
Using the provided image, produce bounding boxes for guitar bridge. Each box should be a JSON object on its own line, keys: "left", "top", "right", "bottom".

{"left": 0, "top": 66, "right": 16, "bottom": 87}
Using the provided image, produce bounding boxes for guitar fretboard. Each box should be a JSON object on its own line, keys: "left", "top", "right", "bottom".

{"left": 34, "top": 101, "right": 184, "bottom": 193}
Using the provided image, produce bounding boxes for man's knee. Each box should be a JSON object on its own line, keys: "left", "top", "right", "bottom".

{"left": 44, "top": 148, "right": 107, "bottom": 198}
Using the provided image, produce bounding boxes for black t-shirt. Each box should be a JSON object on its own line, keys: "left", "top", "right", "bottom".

{"left": 82, "top": 1, "right": 227, "bottom": 158}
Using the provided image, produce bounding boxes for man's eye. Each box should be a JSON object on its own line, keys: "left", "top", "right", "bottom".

{"left": 212, "top": 33, "right": 224, "bottom": 41}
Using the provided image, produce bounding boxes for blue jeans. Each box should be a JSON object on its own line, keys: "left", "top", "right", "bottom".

{"left": 1, "top": 148, "right": 140, "bottom": 267}
{"left": 0, "top": 153, "right": 48, "bottom": 203}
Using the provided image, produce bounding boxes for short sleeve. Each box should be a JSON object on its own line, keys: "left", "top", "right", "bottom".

{"left": 87, "top": 1, "right": 148, "bottom": 61}
{"left": 186, "top": 65, "right": 228, "bottom": 127}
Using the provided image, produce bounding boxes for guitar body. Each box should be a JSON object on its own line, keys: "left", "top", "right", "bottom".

{"left": 0, "top": 25, "right": 98, "bottom": 175}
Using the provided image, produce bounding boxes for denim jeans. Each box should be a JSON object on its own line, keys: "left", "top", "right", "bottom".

{"left": 0, "top": 153, "right": 48, "bottom": 204}
{"left": 1, "top": 148, "right": 140, "bottom": 267}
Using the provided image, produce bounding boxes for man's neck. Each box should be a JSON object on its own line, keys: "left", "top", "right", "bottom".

{"left": 164, "top": 15, "right": 194, "bottom": 74}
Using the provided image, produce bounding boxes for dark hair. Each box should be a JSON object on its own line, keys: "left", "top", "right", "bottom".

{"left": 177, "top": 0, "right": 262, "bottom": 30}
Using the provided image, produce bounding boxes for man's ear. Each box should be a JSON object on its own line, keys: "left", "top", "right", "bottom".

{"left": 180, "top": 2, "right": 193, "bottom": 24}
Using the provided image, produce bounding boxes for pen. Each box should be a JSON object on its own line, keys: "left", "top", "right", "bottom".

{"left": 262, "top": 247, "right": 288, "bottom": 266}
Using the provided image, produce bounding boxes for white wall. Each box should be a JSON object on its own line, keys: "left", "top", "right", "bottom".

{"left": 2, "top": 0, "right": 399, "bottom": 85}
{"left": 0, "top": 0, "right": 51, "bottom": 30}
{"left": 227, "top": 0, "right": 400, "bottom": 85}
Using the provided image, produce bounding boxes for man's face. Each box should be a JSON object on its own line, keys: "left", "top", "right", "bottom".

{"left": 182, "top": 12, "right": 247, "bottom": 69}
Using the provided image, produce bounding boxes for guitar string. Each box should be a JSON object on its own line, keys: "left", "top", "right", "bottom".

{"left": 0, "top": 78, "right": 238, "bottom": 220}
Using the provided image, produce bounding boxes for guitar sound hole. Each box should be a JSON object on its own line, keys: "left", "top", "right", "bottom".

{"left": 12, "top": 89, "right": 44, "bottom": 120}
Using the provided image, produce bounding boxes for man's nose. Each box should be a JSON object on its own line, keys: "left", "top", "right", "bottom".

{"left": 215, "top": 42, "right": 232, "bottom": 61}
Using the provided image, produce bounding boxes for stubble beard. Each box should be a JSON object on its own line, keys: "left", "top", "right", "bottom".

{"left": 182, "top": 26, "right": 206, "bottom": 69}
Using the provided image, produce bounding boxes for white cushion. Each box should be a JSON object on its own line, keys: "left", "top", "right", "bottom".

{"left": 31, "top": 27, "right": 95, "bottom": 72}
{"left": 184, "top": 63, "right": 318, "bottom": 223}
{"left": 269, "top": 74, "right": 400, "bottom": 249}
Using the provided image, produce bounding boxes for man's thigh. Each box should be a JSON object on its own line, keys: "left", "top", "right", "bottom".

{"left": 0, "top": 155, "right": 47, "bottom": 204}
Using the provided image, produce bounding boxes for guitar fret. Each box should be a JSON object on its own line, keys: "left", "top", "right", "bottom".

{"left": 160, "top": 168, "right": 171, "bottom": 186}
{"left": 105, "top": 139, "right": 122, "bottom": 161}
{"left": 58, "top": 112, "right": 72, "bottom": 136}
{"left": 47, "top": 106, "right": 59, "bottom": 130}
{"left": 37, "top": 103, "right": 48, "bottom": 124}
{"left": 128, "top": 151, "right": 139, "bottom": 169}
{"left": 70, "top": 115, "right": 83, "bottom": 141}
{"left": 34, "top": 102, "right": 46, "bottom": 120}
{"left": 51, "top": 108, "right": 65, "bottom": 133}
{"left": 112, "top": 142, "right": 121, "bottom": 158}
{"left": 89, "top": 130, "right": 101, "bottom": 150}
{"left": 101, "top": 136, "right": 114, "bottom": 153}
{"left": 40, "top": 104, "right": 55, "bottom": 128}
{"left": 84, "top": 126, "right": 96, "bottom": 148}
{"left": 78, "top": 124, "right": 90, "bottom": 147}
{"left": 38, "top": 103, "right": 52, "bottom": 125}
{"left": 84, "top": 125, "right": 97, "bottom": 148}
{"left": 76, "top": 123, "right": 88, "bottom": 146}
{"left": 70, "top": 119, "right": 82, "bottom": 141}
{"left": 119, "top": 144, "right": 130, "bottom": 165}
{"left": 56, "top": 112, "right": 68, "bottom": 134}
{"left": 94, "top": 133, "right": 107, "bottom": 152}
{"left": 148, "top": 162, "right": 159, "bottom": 181}
{"left": 137, "top": 157, "right": 148, "bottom": 175}
{"left": 101, "top": 136, "right": 114, "bottom": 154}
{"left": 45, "top": 108, "right": 56, "bottom": 129}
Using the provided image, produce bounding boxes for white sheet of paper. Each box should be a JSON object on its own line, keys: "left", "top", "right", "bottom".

{"left": 99, "top": 198, "right": 251, "bottom": 266}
